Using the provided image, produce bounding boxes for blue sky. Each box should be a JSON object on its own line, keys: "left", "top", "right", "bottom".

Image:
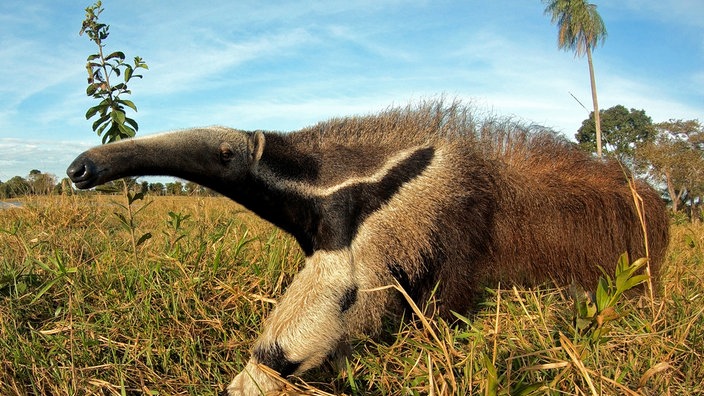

{"left": 0, "top": 1, "right": 702, "bottom": 182}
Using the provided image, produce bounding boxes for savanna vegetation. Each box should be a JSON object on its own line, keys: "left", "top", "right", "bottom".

{"left": 1, "top": 195, "right": 703, "bottom": 395}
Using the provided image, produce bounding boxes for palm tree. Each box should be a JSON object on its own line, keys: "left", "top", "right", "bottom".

{"left": 543, "top": 0, "right": 607, "bottom": 157}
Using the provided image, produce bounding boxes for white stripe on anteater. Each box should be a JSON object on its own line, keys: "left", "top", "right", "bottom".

{"left": 66, "top": 101, "right": 670, "bottom": 396}
{"left": 257, "top": 146, "right": 432, "bottom": 198}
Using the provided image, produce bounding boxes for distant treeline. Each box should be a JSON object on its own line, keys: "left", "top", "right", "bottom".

{"left": 0, "top": 170, "right": 219, "bottom": 198}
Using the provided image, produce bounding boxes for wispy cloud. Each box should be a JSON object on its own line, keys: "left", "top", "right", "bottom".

{"left": 138, "top": 27, "right": 316, "bottom": 96}
{"left": 0, "top": 138, "right": 91, "bottom": 180}
{"left": 0, "top": 39, "right": 75, "bottom": 106}
{"left": 0, "top": 4, "right": 86, "bottom": 136}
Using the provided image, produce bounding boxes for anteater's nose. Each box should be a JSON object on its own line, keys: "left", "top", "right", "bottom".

{"left": 66, "top": 155, "right": 98, "bottom": 188}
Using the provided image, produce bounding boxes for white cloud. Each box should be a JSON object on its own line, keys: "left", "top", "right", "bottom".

{"left": 135, "top": 27, "right": 315, "bottom": 96}
{"left": 0, "top": 6, "right": 84, "bottom": 111}
{"left": 0, "top": 138, "right": 92, "bottom": 180}
{"left": 598, "top": 74, "right": 703, "bottom": 123}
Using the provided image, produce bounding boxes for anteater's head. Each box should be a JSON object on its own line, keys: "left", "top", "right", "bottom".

{"left": 67, "top": 127, "right": 265, "bottom": 191}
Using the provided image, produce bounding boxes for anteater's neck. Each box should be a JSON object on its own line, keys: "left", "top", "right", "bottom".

{"left": 222, "top": 132, "right": 436, "bottom": 256}
{"left": 222, "top": 133, "right": 323, "bottom": 255}
{"left": 232, "top": 174, "right": 320, "bottom": 256}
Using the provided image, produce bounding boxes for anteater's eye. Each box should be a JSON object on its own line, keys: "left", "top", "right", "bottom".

{"left": 219, "top": 143, "right": 234, "bottom": 163}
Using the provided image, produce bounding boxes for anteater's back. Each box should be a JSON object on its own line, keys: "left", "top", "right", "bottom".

{"left": 247, "top": 102, "right": 670, "bottom": 394}
{"left": 294, "top": 101, "right": 669, "bottom": 315}
{"left": 479, "top": 129, "right": 669, "bottom": 290}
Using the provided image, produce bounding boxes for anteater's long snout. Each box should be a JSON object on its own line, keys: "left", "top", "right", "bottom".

{"left": 67, "top": 154, "right": 100, "bottom": 189}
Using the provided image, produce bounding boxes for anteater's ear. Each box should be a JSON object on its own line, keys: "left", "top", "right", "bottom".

{"left": 248, "top": 131, "right": 265, "bottom": 167}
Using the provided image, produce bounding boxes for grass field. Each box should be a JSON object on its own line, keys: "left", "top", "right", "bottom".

{"left": 1, "top": 194, "right": 702, "bottom": 395}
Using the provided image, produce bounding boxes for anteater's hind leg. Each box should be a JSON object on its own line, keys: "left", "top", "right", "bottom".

{"left": 226, "top": 249, "right": 368, "bottom": 396}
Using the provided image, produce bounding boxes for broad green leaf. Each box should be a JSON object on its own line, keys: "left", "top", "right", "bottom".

{"left": 622, "top": 274, "right": 650, "bottom": 291}
{"left": 616, "top": 252, "right": 629, "bottom": 274}
{"left": 616, "top": 257, "right": 646, "bottom": 291}
{"left": 595, "top": 278, "right": 610, "bottom": 311}
{"left": 98, "top": 98, "right": 110, "bottom": 111}
{"left": 585, "top": 299, "right": 597, "bottom": 318}
{"left": 119, "top": 99, "right": 138, "bottom": 112}
{"left": 85, "top": 105, "right": 100, "bottom": 120}
{"left": 136, "top": 232, "right": 152, "bottom": 247}
{"left": 130, "top": 191, "right": 145, "bottom": 203}
{"left": 106, "top": 51, "right": 125, "bottom": 61}
{"left": 96, "top": 121, "right": 109, "bottom": 137}
{"left": 86, "top": 101, "right": 109, "bottom": 120}
{"left": 86, "top": 83, "right": 99, "bottom": 96}
{"left": 111, "top": 109, "right": 126, "bottom": 125}
{"left": 631, "top": 257, "right": 648, "bottom": 271}
{"left": 125, "top": 117, "right": 139, "bottom": 131}
{"left": 117, "top": 122, "right": 136, "bottom": 138}
{"left": 92, "top": 114, "right": 110, "bottom": 132}
{"left": 124, "top": 65, "right": 133, "bottom": 82}
{"left": 451, "top": 311, "right": 472, "bottom": 325}
{"left": 103, "top": 123, "right": 121, "bottom": 143}
{"left": 596, "top": 265, "right": 613, "bottom": 286}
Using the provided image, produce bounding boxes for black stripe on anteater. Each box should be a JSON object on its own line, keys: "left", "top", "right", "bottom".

{"left": 339, "top": 285, "right": 359, "bottom": 313}
{"left": 253, "top": 342, "right": 301, "bottom": 377}
{"left": 314, "top": 147, "right": 435, "bottom": 251}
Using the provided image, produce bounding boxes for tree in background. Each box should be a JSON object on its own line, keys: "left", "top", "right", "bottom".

{"left": 27, "top": 170, "right": 57, "bottom": 195}
{"left": 543, "top": 0, "right": 607, "bottom": 157}
{"left": 576, "top": 105, "right": 656, "bottom": 164}
{"left": 637, "top": 119, "right": 703, "bottom": 219}
{"left": 59, "top": 178, "right": 74, "bottom": 195}
{"left": 80, "top": 0, "right": 148, "bottom": 144}
{"left": 1, "top": 177, "right": 31, "bottom": 198}
{"left": 149, "top": 182, "right": 165, "bottom": 196}
{"left": 185, "top": 181, "right": 204, "bottom": 195}
{"left": 166, "top": 181, "right": 184, "bottom": 196}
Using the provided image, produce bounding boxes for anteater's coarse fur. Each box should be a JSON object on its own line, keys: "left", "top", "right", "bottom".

{"left": 67, "top": 100, "right": 670, "bottom": 395}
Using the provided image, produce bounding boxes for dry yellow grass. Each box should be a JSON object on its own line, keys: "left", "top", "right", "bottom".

{"left": 1, "top": 195, "right": 702, "bottom": 395}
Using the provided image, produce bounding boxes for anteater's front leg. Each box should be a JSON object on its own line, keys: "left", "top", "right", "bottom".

{"left": 226, "top": 249, "right": 358, "bottom": 396}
